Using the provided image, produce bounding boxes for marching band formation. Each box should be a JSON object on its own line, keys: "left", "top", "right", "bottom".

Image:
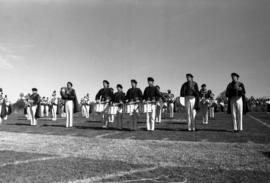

{"left": 1, "top": 73, "right": 248, "bottom": 133}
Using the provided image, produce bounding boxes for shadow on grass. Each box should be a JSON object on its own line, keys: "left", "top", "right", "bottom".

{"left": 197, "top": 129, "right": 232, "bottom": 132}
{"left": 261, "top": 151, "right": 270, "bottom": 159}
{"left": 6, "top": 123, "right": 30, "bottom": 126}
{"left": 42, "top": 124, "right": 65, "bottom": 128}
{"left": 75, "top": 126, "right": 107, "bottom": 130}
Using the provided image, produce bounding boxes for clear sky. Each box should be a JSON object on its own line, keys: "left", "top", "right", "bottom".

{"left": 0, "top": 0, "right": 269, "bottom": 102}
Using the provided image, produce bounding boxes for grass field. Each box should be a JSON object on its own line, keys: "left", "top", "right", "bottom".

{"left": 0, "top": 111, "right": 269, "bottom": 183}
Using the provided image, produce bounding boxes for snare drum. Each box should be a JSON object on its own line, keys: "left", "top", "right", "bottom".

{"left": 143, "top": 103, "right": 152, "bottom": 113}
{"left": 108, "top": 106, "right": 118, "bottom": 115}
{"left": 94, "top": 103, "right": 106, "bottom": 113}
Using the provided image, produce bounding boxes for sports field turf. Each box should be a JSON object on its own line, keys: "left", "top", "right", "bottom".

{"left": 0, "top": 112, "right": 269, "bottom": 182}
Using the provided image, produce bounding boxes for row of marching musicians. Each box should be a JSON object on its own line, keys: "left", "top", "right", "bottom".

{"left": 21, "top": 72, "right": 247, "bottom": 133}
{"left": 94, "top": 77, "right": 174, "bottom": 131}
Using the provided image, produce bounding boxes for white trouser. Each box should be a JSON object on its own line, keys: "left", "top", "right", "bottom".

{"left": 65, "top": 100, "right": 74, "bottom": 128}
{"left": 169, "top": 103, "right": 174, "bottom": 118}
{"left": 146, "top": 104, "right": 157, "bottom": 131}
{"left": 201, "top": 104, "right": 209, "bottom": 124}
{"left": 85, "top": 105, "right": 90, "bottom": 118}
{"left": 0, "top": 105, "right": 2, "bottom": 124}
{"left": 155, "top": 104, "right": 162, "bottom": 123}
{"left": 40, "top": 105, "right": 44, "bottom": 117}
{"left": 4, "top": 107, "right": 8, "bottom": 120}
{"left": 185, "top": 96, "right": 196, "bottom": 130}
{"left": 61, "top": 106, "right": 66, "bottom": 118}
{"left": 230, "top": 97, "right": 243, "bottom": 131}
{"left": 209, "top": 107, "right": 215, "bottom": 118}
{"left": 45, "top": 106, "right": 49, "bottom": 117}
{"left": 52, "top": 105, "right": 57, "bottom": 121}
{"left": 82, "top": 106, "right": 86, "bottom": 117}
{"left": 30, "top": 105, "right": 37, "bottom": 126}
{"left": 27, "top": 107, "right": 31, "bottom": 120}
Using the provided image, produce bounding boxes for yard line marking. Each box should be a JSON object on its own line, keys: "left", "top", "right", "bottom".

{"left": 0, "top": 156, "right": 61, "bottom": 167}
{"left": 95, "top": 131, "right": 121, "bottom": 139}
{"left": 248, "top": 114, "right": 270, "bottom": 128}
{"left": 64, "top": 166, "right": 159, "bottom": 183}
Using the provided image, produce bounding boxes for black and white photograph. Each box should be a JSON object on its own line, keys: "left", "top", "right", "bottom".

{"left": 0, "top": 0, "right": 269, "bottom": 182}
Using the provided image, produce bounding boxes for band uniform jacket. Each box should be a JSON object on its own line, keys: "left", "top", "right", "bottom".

{"left": 95, "top": 88, "right": 114, "bottom": 102}
{"left": 126, "top": 88, "right": 143, "bottom": 102}
{"left": 113, "top": 91, "right": 126, "bottom": 107}
{"left": 226, "top": 81, "right": 249, "bottom": 115}
{"left": 61, "top": 88, "right": 80, "bottom": 113}
{"left": 180, "top": 81, "right": 200, "bottom": 111}
{"left": 143, "top": 86, "right": 162, "bottom": 102}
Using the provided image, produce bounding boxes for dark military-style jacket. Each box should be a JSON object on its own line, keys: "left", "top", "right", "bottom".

{"left": 126, "top": 88, "right": 143, "bottom": 102}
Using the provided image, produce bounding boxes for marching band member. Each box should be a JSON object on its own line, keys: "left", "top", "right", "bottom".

{"left": 50, "top": 91, "right": 58, "bottom": 121}
{"left": 143, "top": 77, "right": 161, "bottom": 131}
{"left": 40, "top": 97, "right": 46, "bottom": 117}
{"left": 0, "top": 89, "right": 7, "bottom": 124}
{"left": 59, "top": 98, "right": 66, "bottom": 118}
{"left": 45, "top": 97, "right": 50, "bottom": 117}
{"left": 208, "top": 91, "right": 215, "bottom": 119}
{"left": 95, "top": 80, "right": 114, "bottom": 128}
{"left": 28, "top": 88, "right": 41, "bottom": 126}
{"left": 199, "top": 84, "right": 211, "bottom": 124}
{"left": 24, "top": 93, "right": 31, "bottom": 120}
{"left": 4, "top": 95, "right": 11, "bottom": 120}
{"left": 126, "top": 79, "right": 143, "bottom": 131}
{"left": 113, "top": 84, "right": 126, "bottom": 129}
{"left": 84, "top": 93, "right": 91, "bottom": 118}
{"left": 155, "top": 85, "right": 164, "bottom": 123}
{"left": 61, "top": 82, "right": 80, "bottom": 128}
{"left": 167, "top": 90, "right": 175, "bottom": 119}
{"left": 226, "top": 73, "right": 248, "bottom": 132}
{"left": 180, "top": 73, "right": 200, "bottom": 132}
{"left": 81, "top": 98, "right": 86, "bottom": 118}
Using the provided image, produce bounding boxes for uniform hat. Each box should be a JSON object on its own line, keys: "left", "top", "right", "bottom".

{"left": 231, "top": 72, "right": 240, "bottom": 78}
{"left": 201, "top": 84, "right": 206, "bottom": 87}
{"left": 186, "top": 73, "right": 193, "bottom": 78}
{"left": 147, "top": 77, "right": 154, "bottom": 82}
{"left": 0, "top": 88, "right": 2, "bottom": 92}
{"left": 131, "top": 79, "right": 137, "bottom": 84}
{"left": 103, "top": 80, "right": 109, "bottom": 85}
{"left": 116, "top": 84, "right": 123, "bottom": 89}
{"left": 67, "top": 82, "right": 73, "bottom": 87}
{"left": 167, "top": 89, "right": 171, "bottom": 93}
{"left": 32, "top": 88, "right": 38, "bottom": 91}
